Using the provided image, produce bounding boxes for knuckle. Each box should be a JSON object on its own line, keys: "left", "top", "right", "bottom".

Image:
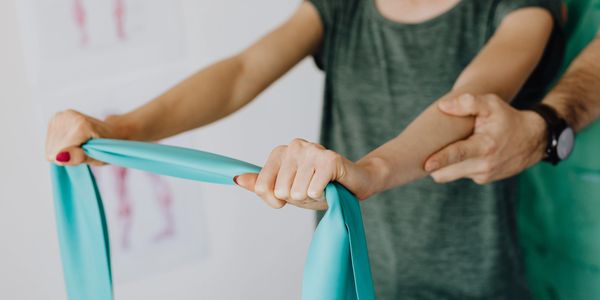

{"left": 64, "top": 108, "right": 79, "bottom": 115}
{"left": 322, "top": 150, "right": 340, "bottom": 162}
{"left": 290, "top": 138, "right": 307, "bottom": 148}
{"left": 272, "top": 145, "right": 287, "bottom": 156}
{"left": 313, "top": 143, "right": 326, "bottom": 150}
{"left": 269, "top": 199, "right": 286, "bottom": 209}
{"left": 307, "top": 189, "right": 322, "bottom": 199}
{"left": 274, "top": 188, "right": 289, "bottom": 200}
{"left": 457, "top": 147, "right": 467, "bottom": 161}
{"left": 72, "top": 115, "right": 90, "bottom": 131}
{"left": 304, "top": 144, "right": 323, "bottom": 160}
{"left": 483, "top": 94, "right": 502, "bottom": 108}
{"left": 58, "top": 109, "right": 79, "bottom": 120}
{"left": 433, "top": 153, "right": 447, "bottom": 166}
{"left": 307, "top": 142, "right": 324, "bottom": 153}
{"left": 483, "top": 138, "right": 497, "bottom": 155}
{"left": 459, "top": 93, "right": 476, "bottom": 107}
{"left": 480, "top": 161, "right": 494, "bottom": 174}
{"left": 254, "top": 183, "right": 268, "bottom": 196}
{"left": 473, "top": 175, "right": 490, "bottom": 185}
{"left": 290, "top": 190, "right": 307, "bottom": 201}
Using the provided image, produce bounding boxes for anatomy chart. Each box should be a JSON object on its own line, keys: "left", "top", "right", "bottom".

{"left": 19, "top": 0, "right": 187, "bottom": 91}
{"left": 18, "top": 0, "right": 207, "bottom": 283}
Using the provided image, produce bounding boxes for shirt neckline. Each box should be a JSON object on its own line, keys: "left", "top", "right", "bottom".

{"left": 368, "top": 0, "right": 470, "bottom": 29}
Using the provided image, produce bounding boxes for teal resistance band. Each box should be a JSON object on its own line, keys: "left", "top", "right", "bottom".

{"left": 51, "top": 139, "right": 374, "bottom": 300}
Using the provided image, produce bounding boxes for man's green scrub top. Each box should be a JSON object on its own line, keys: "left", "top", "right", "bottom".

{"left": 518, "top": 1, "right": 600, "bottom": 299}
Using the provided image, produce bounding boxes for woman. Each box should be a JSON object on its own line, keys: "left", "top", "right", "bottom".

{"left": 46, "top": 0, "right": 563, "bottom": 298}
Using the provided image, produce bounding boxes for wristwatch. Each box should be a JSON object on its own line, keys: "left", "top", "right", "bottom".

{"left": 526, "top": 103, "right": 575, "bottom": 165}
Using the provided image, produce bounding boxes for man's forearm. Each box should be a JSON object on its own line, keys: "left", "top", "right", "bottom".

{"left": 543, "top": 36, "right": 600, "bottom": 132}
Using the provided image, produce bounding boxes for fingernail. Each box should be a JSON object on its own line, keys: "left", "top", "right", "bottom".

{"left": 233, "top": 175, "right": 239, "bottom": 185}
{"left": 56, "top": 152, "right": 71, "bottom": 163}
{"left": 425, "top": 161, "right": 438, "bottom": 172}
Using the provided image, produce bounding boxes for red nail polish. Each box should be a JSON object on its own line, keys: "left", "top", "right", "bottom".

{"left": 233, "top": 175, "right": 239, "bottom": 185}
{"left": 56, "top": 152, "right": 71, "bottom": 163}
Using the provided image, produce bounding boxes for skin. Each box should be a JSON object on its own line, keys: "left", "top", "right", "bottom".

{"left": 46, "top": 1, "right": 555, "bottom": 211}
{"left": 426, "top": 34, "right": 600, "bottom": 184}
{"left": 235, "top": 5, "right": 555, "bottom": 209}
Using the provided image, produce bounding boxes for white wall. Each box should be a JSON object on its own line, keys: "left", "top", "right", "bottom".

{"left": 0, "top": 0, "right": 324, "bottom": 299}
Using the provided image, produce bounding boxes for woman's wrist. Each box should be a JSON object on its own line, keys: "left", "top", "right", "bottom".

{"left": 355, "top": 155, "right": 391, "bottom": 200}
{"left": 104, "top": 114, "right": 144, "bottom": 141}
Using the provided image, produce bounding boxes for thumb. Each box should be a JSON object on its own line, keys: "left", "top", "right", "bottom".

{"left": 54, "top": 146, "right": 106, "bottom": 166}
{"left": 234, "top": 173, "right": 258, "bottom": 192}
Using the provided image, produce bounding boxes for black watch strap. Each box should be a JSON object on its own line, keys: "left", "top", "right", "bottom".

{"left": 525, "top": 103, "right": 568, "bottom": 165}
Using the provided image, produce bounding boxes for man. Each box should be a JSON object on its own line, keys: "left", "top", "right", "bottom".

{"left": 423, "top": 1, "right": 600, "bottom": 299}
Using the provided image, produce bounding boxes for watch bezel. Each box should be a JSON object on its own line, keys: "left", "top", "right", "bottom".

{"left": 525, "top": 103, "right": 574, "bottom": 165}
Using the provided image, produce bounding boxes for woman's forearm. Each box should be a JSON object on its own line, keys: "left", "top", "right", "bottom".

{"left": 355, "top": 7, "right": 554, "bottom": 197}
{"left": 108, "top": 55, "right": 252, "bottom": 142}
{"left": 357, "top": 91, "right": 474, "bottom": 194}
{"left": 106, "top": 3, "right": 324, "bottom": 142}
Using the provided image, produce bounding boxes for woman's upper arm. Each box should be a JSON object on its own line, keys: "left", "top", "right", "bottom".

{"left": 452, "top": 7, "right": 555, "bottom": 100}
{"left": 233, "top": 2, "right": 323, "bottom": 104}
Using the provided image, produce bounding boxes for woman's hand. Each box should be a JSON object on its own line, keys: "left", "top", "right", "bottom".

{"left": 45, "top": 109, "right": 129, "bottom": 166}
{"left": 234, "top": 138, "right": 383, "bottom": 210}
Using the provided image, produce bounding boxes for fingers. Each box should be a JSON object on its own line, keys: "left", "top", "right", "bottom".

{"left": 254, "top": 146, "right": 287, "bottom": 209}
{"left": 274, "top": 153, "right": 297, "bottom": 201}
{"left": 306, "top": 167, "right": 330, "bottom": 202}
{"left": 438, "top": 93, "right": 496, "bottom": 117}
{"left": 289, "top": 166, "right": 315, "bottom": 202}
{"left": 430, "top": 158, "right": 495, "bottom": 184}
{"left": 431, "top": 93, "right": 511, "bottom": 185}
{"left": 240, "top": 139, "right": 341, "bottom": 210}
{"left": 51, "top": 146, "right": 106, "bottom": 166}
{"left": 46, "top": 109, "right": 109, "bottom": 166}
{"left": 425, "top": 137, "right": 486, "bottom": 172}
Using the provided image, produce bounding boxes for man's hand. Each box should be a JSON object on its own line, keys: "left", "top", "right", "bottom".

{"left": 234, "top": 138, "right": 381, "bottom": 210}
{"left": 424, "top": 94, "right": 548, "bottom": 184}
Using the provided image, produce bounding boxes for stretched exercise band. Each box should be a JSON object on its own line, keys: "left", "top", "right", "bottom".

{"left": 50, "top": 138, "right": 374, "bottom": 300}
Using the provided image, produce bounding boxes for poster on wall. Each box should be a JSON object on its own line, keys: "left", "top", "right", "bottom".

{"left": 17, "top": 0, "right": 209, "bottom": 284}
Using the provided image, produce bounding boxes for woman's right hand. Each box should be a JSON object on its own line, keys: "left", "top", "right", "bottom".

{"left": 45, "top": 109, "right": 125, "bottom": 166}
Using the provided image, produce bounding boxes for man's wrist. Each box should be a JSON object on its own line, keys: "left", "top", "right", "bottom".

{"left": 521, "top": 110, "right": 548, "bottom": 164}
{"left": 542, "top": 86, "right": 589, "bottom": 133}
{"left": 524, "top": 100, "right": 577, "bottom": 165}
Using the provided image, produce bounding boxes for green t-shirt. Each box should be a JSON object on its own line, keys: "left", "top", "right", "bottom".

{"left": 309, "top": 0, "right": 563, "bottom": 299}
{"left": 518, "top": 0, "right": 600, "bottom": 299}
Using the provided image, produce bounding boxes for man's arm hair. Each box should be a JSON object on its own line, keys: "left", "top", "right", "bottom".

{"left": 544, "top": 36, "right": 600, "bottom": 132}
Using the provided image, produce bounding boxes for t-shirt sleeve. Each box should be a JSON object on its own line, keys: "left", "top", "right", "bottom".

{"left": 493, "top": 0, "right": 564, "bottom": 29}
{"left": 307, "top": 0, "right": 340, "bottom": 70}
{"left": 492, "top": 0, "right": 566, "bottom": 108}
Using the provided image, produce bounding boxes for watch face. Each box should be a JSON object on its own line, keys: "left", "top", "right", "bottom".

{"left": 557, "top": 127, "right": 575, "bottom": 160}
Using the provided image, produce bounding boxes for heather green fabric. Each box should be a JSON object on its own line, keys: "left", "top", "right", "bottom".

{"left": 309, "top": 0, "right": 563, "bottom": 298}
{"left": 518, "top": 1, "right": 600, "bottom": 299}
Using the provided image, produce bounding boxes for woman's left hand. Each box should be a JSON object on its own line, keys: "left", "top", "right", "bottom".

{"left": 234, "top": 138, "right": 381, "bottom": 210}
